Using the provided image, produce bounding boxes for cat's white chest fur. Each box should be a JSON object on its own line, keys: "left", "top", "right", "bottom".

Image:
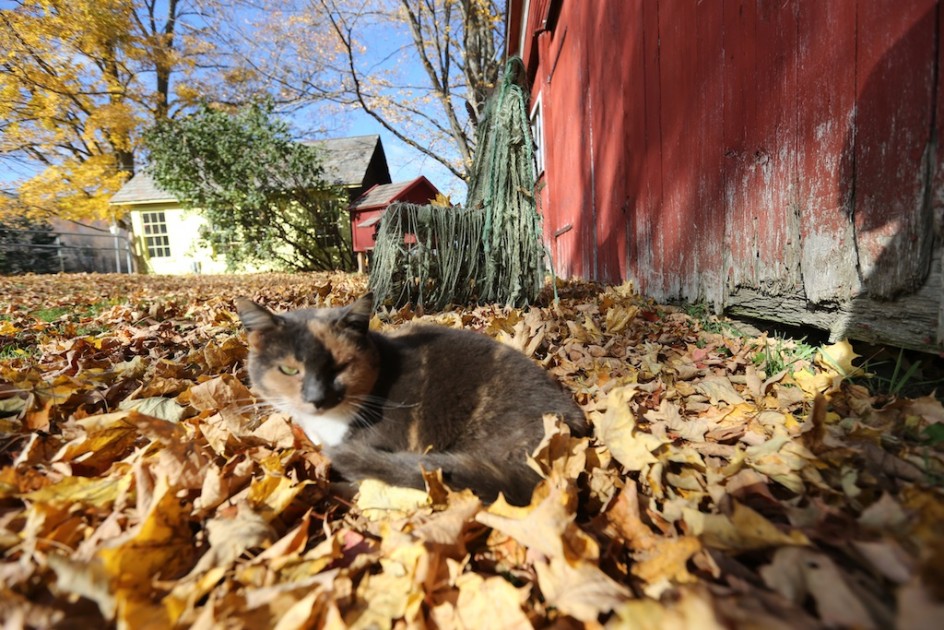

{"left": 290, "top": 409, "right": 352, "bottom": 446}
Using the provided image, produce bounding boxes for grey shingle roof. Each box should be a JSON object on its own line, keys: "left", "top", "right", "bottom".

{"left": 307, "top": 135, "right": 382, "bottom": 187}
{"left": 108, "top": 172, "right": 176, "bottom": 205}
{"left": 110, "top": 134, "right": 384, "bottom": 205}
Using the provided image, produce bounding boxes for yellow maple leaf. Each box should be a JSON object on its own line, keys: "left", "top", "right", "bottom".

{"left": 355, "top": 478, "right": 431, "bottom": 521}
{"left": 815, "top": 339, "right": 864, "bottom": 377}
{"left": 22, "top": 474, "right": 131, "bottom": 509}
{"left": 593, "top": 386, "right": 668, "bottom": 471}
{"left": 455, "top": 573, "right": 531, "bottom": 629}
{"left": 683, "top": 502, "right": 809, "bottom": 551}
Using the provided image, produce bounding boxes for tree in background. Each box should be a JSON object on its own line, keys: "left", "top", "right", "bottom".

{"left": 0, "top": 214, "right": 58, "bottom": 275}
{"left": 236, "top": 0, "right": 505, "bottom": 187}
{"left": 144, "top": 102, "right": 353, "bottom": 272}
{"left": 0, "top": 0, "right": 506, "bottom": 223}
{"left": 0, "top": 0, "right": 244, "bottom": 222}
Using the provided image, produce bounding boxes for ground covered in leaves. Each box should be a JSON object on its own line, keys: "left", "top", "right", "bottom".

{"left": 0, "top": 272, "right": 942, "bottom": 629}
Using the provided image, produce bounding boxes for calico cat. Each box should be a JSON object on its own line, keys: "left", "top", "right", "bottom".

{"left": 235, "top": 293, "right": 586, "bottom": 505}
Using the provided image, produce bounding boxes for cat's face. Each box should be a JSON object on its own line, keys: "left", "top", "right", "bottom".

{"left": 235, "top": 294, "right": 379, "bottom": 428}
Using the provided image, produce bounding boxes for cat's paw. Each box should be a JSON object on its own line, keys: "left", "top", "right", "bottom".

{"left": 324, "top": 443, "right": 371, "bottom": 480}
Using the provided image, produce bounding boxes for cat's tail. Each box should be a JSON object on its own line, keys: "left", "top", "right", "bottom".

{"left": 326, "top": 443, "right": 540, "bottom": 506}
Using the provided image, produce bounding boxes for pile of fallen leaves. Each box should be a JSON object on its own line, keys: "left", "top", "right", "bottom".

{"left": 0, "top": 272, "right": 942, "bottom": 628}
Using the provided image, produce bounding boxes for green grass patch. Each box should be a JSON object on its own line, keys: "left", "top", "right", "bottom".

{"left": 29, "top": 299, "right": 125, "bottom": 324}
{"left": 852, "top": 346, "right": 944, "bottom": 400}
{"left": 752, "top": 334, "right": 818, "bottom": 376}
{"left": 684, "top": 302, "right": 747, "bottom": 338}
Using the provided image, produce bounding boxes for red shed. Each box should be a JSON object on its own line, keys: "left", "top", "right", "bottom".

{"left": 348, "top": 176, "right": 441, "bottom": 271}
{"left": 508, "top": 0, "right": 944, "bottom": 352}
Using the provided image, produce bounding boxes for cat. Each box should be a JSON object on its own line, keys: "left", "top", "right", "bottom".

{"left": 235, "top": 293, "right": 587, "bottom": 505}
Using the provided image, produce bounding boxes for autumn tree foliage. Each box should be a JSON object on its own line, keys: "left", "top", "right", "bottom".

{"left": 242, "top": 0, "right": 505, "bottom": 186}
{"left": 0, "top": 0, "right": 241, "bottom": 222}
{"left": 144, "top": 102, "right": 354, "bottom": 272}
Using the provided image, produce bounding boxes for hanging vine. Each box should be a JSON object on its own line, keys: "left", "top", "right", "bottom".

{"left": 370, "top": 58, "right": 546, "bottom": 310}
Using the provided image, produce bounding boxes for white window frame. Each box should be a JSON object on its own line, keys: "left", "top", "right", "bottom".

{"left": 141, "top": 211, "right": 171, "bottom": 258}
{"left": 530, "top": 92, "right": 546, "bottom": 176}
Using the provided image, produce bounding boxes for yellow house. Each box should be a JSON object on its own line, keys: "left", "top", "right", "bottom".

{"left": 109, "top": 173, "right": 226, "bottom": 274}
{"left": 110, "top": 135, "right": 391, "bottom": 274}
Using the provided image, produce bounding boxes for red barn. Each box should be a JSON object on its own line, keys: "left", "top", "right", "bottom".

{"left": 348, "top": 176, "right": 441, "bottom": 271}
{"left": 507, "top": 0, "right": 944, "bottom": 352}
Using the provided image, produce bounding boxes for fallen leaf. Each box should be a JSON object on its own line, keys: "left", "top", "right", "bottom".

{"left": 455, "top": 573, "right": 531, "bottom": 629}
{"left": 593, "top": 386, "right": 667, "bottom": 471}
{"left": 760, "top": 547, "right": 880, "bottom": 629}
{"left": 534, "top": 558, "right": 629, "bottom": 621}
{"left": 683, "top": 502, "right": 809, "bottom": 551}
{"left": 815, "top": 339, "right": 863, "bottom": 377}
{"left": 695, "top": 375, "right": 746, "bottom": 406}
{"left": 355, "top": 478, "right": 430, "bottom": 521}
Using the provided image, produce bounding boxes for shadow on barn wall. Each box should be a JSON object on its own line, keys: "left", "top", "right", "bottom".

{"left": 524, "top": 0, "right": 941, "bottom": 352}
{"left": 723, "top": 1, "right": 943, "bottom": 352}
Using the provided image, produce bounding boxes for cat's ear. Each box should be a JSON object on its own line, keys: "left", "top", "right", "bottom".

{"left": 235, "top": 298, "right": 279, "bottom": 331}
{"left": 339, "top": 293, "right": 373, "bottom": 333}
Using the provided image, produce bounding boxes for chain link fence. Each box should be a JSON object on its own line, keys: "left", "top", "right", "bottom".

{"left": 0, "top": 227, "right": 135, "bottom": 274}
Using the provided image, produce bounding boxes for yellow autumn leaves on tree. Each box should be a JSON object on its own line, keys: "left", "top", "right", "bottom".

{"left": 0, "top": 0, "right": 235, "bottom": 221}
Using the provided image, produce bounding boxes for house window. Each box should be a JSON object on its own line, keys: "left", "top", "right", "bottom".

{"left": 530, "top": 93, "right": 546, "bottom": 175}
{"left": 141, "top": 211, "right": 171, "bottom": 258}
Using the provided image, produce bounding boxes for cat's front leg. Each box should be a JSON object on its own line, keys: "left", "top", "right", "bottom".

{"left": 325, "top": 442, "right": 428, "bottom": 491}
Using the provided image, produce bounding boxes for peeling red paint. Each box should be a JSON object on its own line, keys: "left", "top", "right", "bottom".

{"left": 507, "top": 0, "right": 943, "bottom": 350}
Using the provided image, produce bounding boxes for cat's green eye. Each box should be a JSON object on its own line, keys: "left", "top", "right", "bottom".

{"left": 278, "top": 365, "right": 300, "bottom": 376}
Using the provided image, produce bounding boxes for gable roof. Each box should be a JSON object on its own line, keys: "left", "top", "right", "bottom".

{"left": 109, "top": 172, "right": 177, "bottom": 205}
{"left": 110, "top": 134, "right": 388, "bottom": 205}
{"left": 308, "top": 135, "right": 387, "bottom": 188}
{"left": 348, "top": 176, "right": 439, "bottom": 211}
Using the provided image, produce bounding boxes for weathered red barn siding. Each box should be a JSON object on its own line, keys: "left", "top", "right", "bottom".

{"left": 510, "top": 0, "right": 944, "bottom": 351}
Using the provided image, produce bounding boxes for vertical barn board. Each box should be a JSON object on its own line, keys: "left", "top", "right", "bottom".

{"left": 539, "top": 0, "right": 591, "bottom": 278}
{"left": 721, "top": 0, "right": 799, "bottom": 297}
{"left": 854, "top": 0, "right": 937, "bottom": 298}
{"left": 589, "top": 0, "right": 632, "bottom": 283}
{"left": 622, "top": 0, "right": 660, "bottom": 293}
{"left": 657, "top": 1, "right": 726, "bottom": 301}
{"left": 937, "top": 1, "right": 944, "bottom": 345}
{"left": 533, "top": 10, "right": 552, "bottom": 275}
{"left": 795, "top": 0, "right": 859, "bottom": 304}
{"left": 720, "top": 0, "right": 760, "bottom": 292}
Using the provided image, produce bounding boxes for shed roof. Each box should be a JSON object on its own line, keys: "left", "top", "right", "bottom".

{"left": 110, "top": 134, "right": 387, "bottom": 205}
{"left": 348, "top": 176, "right": 439, "bottom": 211}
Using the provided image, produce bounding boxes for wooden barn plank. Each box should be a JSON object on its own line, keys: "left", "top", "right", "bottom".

{"left": 589, "top": 0, "right": 632, "bottom": 283}
{"left": 937, "top": 0, "right": 944, "bottom": 345}
{"left": 727, "top": 251, "right": 941, "bottom": 351}
{"left": 539, "top": 0, "right": 592, "bottom": 279}
{"left": 721, "top": 0, "right": 800, "bottom": 297}
{"left": 794, "top": 0, "right": 860, "bottom": 304}
{"left": 623, "top": 0, "right": 660, "bottom": 293}
{"left": 853, "top": 0, "right": 937, "bottom": 298}
{"left": 657, "top": 0, "right": 725, "bottom": 301}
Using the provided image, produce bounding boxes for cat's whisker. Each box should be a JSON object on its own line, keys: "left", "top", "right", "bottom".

{"left": 230, "top": 400, "right": 279, "bottom": 417}
{"left": 347, "top": 394, "right": 418, "bottom": 410}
